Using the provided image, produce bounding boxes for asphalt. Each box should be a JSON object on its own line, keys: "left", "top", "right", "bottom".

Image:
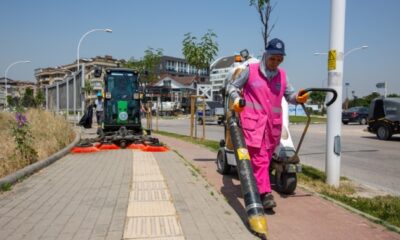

{"left": 0, "top": 127, "right": 399, "bottom": 240}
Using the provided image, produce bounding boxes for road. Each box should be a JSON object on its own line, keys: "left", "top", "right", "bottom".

{"left": 148, "top": 117, "right": 400, "bottom": 195}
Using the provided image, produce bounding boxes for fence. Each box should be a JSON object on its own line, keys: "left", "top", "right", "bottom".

{"left": 45, "top": 70, "right": 83, "bottom": 120}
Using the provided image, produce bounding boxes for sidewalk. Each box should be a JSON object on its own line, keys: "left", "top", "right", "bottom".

{"left": 0, "top": 127, "right": 399, "bottom": 239}
{"left": 154, "top": 134, "right": 400, "bottom": 240}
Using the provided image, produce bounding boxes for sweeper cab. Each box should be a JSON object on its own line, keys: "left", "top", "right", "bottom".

{"left": 72, "top": 68, "right": 167, "bottom": 153}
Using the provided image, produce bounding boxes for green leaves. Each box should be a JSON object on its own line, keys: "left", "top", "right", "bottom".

{"left": 249, "top": 0, "right": 266, "bottom": 10}
{"left": 35, "top": 89, "right": 45, "bottom": 107}
{"left": 310, "top": 91, "right": 327, "bottom": 105}
{"left": 182, "top": 30, "right": 219, "bottom": 73}
{"left": 123, "top": 47, "right": 163, "bottom": 83}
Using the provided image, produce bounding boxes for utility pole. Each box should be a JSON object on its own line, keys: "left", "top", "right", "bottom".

{"left": 326, "top": 0, "right": 346, "bottom": 187}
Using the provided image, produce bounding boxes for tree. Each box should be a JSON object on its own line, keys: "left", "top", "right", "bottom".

{"left": 21, "top": 88, "right": 35, "bottom": 108}
{"left": 387, "top": 93, "right": 400, "bottom": 98}
{"left": 7, "top": 95, "right": 18, "bottom": 108}
{"left": 83, "top": 80, "right": 93, "bottom": 106}
{"left": 182, "top": 30, "right": 218, "bottom": 81}
{"left": 309, "top": 91, "right": 326, "bottom": 105}
{"left": 249, "top": 0, "right": 275, "bottom": 49}
{"left": 364, "top": 92, "right": 381, "bottom": 104}
{"left": 309, "top": 91, "right": 327, "bottom": 113}
{"left": 123, "top": 47, "right": 163, "bottom": 84}
{"left": 348, "top": 92, "right": 380, "bottom": 108}
{"left": 35, "top": 89, "right": 45, "bottom": 108}
{"left": 349, "top": 98, "right": 368, "bottom": 108}
{"left": 84, "top": 80, "right": 93, "bottom": 96}
{"left": 142, "top": 48, "right": 164, "bottom": 83}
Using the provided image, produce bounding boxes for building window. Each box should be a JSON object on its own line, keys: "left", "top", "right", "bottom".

{"left": 163, "top": 80, "right": 171, "bottom": 87}
{"left": 166, "top": 60, "right": 175, "bottom": 72}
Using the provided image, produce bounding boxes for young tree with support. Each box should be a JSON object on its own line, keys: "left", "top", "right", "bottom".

{"left": 249, "top": 0, "right": 276, "bottom": 49}
{"left": 182, "top": 29, "right": 219, "bottom": 83}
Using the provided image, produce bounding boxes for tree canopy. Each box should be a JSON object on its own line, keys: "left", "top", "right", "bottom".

{"left": 182, "top": 30, "right": 218, "bottom": 75}
{"left": 124, "top": 47, "right": 163, "bottom": 84}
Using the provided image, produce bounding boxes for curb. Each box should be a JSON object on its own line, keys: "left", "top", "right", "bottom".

{"left": 299, "top": 184, "right": 400, "bottom": 234}
{"left": 0, "top": 128, "right": 81, "bottom": 187}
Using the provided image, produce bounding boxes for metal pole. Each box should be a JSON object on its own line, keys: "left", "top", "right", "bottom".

{"left": 77, "top": 28, "right": 112, "bottom": 114}
{"left": 202, "top": 97, "right": 205, "bottom": 140}
{"left": 81, "top": 63, "right": 85, "bottom": 114}
{"left": 190, "top": 95, "right": 195, "bottom": 138}
{"left": 345, "top": 82, "right": 349, "bottom": 109}
{"left": 156, "top": 96, "right": 160, "bottom": 131}
{"left": 45, "top": 86, "right": 48, "bottom": 110}
{"left": 56, "top": 82, "right": 59, "bottom": 113}
{"left": 326, "top": 0, "right": 346, "bottom": 187}
{"left": 66, "top": 76, "right": 69, "bottom": 119}
{"left": 73, "top": 73, "right": 77, "bottom": 124}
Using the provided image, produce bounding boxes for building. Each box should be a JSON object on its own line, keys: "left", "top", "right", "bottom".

{"left": 157, "top": 56, "right": 209, "bottom": 83}
{"left": 34, "top": 55, "right": 121, "bottom": 100}
{"left": 148, "top": 74, "right": 198, "bottom": 113}
{"left": 0, "top": 77, "right": 36, "bottom": 108}
{"left": 34, "top": 55, "right": 212, "bottom": 110}
{"left": 209, "top": 56, "right": 236, "bottom": 101}
{"left": 143, "top": 55, "right": 213, "bottom": 112}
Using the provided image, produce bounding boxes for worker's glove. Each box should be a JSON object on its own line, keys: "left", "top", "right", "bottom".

{"left": 296, "top": 89, "right": 309, "bottom": 104}
{"left": 232, "top": 98, "right": 245, "bottom": 112}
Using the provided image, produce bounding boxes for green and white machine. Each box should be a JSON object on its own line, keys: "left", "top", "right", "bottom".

{"left": 102, "top": 68, "right": 142, "bottom": 133}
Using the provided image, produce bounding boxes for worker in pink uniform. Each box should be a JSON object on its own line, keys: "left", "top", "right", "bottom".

{"left": 227, "top": 38, "right": 308, "bottom": 209}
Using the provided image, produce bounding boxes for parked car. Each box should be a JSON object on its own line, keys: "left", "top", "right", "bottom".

{"left": 367, "top": 97, "right": 400, "bottom": 140}
{"left": 342, "top": 106, "right": 369, "bottom": 125}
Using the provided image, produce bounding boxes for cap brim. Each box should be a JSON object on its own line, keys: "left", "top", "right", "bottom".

{"left": 267, "top": 49, "right": 286, "bottom": 56}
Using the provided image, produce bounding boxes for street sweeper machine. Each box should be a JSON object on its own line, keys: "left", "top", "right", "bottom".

{"left": 72, "top": 68, "right": 168, "bottom": 153}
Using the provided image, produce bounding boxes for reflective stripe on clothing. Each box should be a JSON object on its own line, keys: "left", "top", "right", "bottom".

{"left": 245, "top": 101, "right": 264, "bottom": 110}
{"left": 272, "top": 107, "right": 281, "bottom": 113}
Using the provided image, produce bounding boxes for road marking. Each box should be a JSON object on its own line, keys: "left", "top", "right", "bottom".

{"left": 123, "top": 151, "right": 185, "bottom": 239}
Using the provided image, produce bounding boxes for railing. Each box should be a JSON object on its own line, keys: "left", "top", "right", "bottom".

{"left": 45, "top": 70, "right": 83, "bottom": 121}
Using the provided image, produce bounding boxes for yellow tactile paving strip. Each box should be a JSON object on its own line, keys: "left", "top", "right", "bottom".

{"left": 123, "top": 151, "right": 185, "bottom": 240}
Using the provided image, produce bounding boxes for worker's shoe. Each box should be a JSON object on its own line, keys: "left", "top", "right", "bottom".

{"left": 262, "top": 193, "right": 276, "bottom": 210}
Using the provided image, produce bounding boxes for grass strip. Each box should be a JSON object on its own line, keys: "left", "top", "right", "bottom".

{"left": 154, "top": 130, "right": 220, "bottom": 152}
{"left": 289, "top": 115, "right": 327, "bottom": 123}
{"left": 154, "top": 130, "right": 400, "bottom": 230}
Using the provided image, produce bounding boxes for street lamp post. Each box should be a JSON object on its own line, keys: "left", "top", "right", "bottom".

{"left": 323, "top": 2, "right": 371, "bottom": 187}
{"left": 4, "top": 60, "right": 31, "bottom": 108}
{"left": 325, "top": 0, "right": 346, "bottom": 187}
{"left": 314, "top": 45, "right": 368, "bottom": 102}
{"left": 314, "top": 45, "right": 367, "bottom": 57}
{"left": 344, "top": 45, "right": 368, "bottom": 58}
{"left": 77, "top": 28, "right": 112, "bottom": 114}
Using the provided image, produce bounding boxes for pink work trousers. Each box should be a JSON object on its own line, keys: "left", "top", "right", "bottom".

{"left": 247, "top": 135, "right": 273, "bottom": 194}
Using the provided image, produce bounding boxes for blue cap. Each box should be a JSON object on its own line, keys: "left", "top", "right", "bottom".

{"left": 97, "top": 92, "right": 102, "bottom": 97}
{"left": 265, "top": 38, "right": 286, "bottom": 56}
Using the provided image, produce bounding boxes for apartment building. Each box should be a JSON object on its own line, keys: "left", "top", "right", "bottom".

{"left": 34, "top": 55, "right": 120, "bottom": 100}
{"left": 157, "top": 56, "right": 209, "bottom": 83}
{"left": 0, "top": 77, "right": 36, "bottom": 108}
{"left": 209, "top": 55, "right": 236, "bottom": 101}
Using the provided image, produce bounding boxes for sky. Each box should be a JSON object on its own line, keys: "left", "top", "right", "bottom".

{"left": 1, "top": 0, "right": 400, "bottom": 98}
